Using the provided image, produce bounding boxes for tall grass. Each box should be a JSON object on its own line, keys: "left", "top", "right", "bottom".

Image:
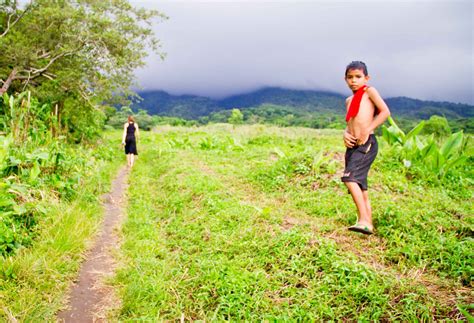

{"left": 0, "top": 131, "right": 123, "bottom": 321}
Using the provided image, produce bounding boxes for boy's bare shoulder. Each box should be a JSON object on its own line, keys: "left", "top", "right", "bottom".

{"left": 365, "top": 86, "right": 379, "bottom": 96}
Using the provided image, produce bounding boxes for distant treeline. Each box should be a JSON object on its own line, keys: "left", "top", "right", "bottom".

{"left": 128, "top": 88, "right": 473, "bottom": 133}
{"left": 106, "top": 104, "right": 472, "bottom": 136}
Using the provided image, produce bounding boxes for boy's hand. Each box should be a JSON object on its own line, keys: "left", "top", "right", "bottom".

{"left": 343, "top": 131, "right": 357, "bottom": 148}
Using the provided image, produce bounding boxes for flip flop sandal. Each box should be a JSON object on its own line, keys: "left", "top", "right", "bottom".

{"left": 348, "top": 224, "right": 374, "bottom": 235}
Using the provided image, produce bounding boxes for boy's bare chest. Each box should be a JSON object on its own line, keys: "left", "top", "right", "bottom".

{"left": 347, "top": 95, "right": 375, "bottom": 121}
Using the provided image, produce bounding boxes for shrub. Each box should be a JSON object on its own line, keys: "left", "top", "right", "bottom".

{"left": 382, "top": 117, "right": 468, "bottom": 179}
{"left": 423, "top": 115, "right": 451, "bottom": 137}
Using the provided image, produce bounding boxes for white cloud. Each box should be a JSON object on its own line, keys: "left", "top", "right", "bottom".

{"left": 131, "top": 0, "right": 473, "bottom": 104}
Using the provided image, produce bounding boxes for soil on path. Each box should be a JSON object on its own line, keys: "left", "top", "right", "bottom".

{"left": 57, "top": 166, "right": 129, "bottom": 322}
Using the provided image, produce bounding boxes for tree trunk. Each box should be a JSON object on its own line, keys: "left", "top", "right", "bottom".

{"left": 0, "top": 67, "right": 18, "bottom": 95}
{"left": 51, "top": 101, "right": 63, "bottom": 137}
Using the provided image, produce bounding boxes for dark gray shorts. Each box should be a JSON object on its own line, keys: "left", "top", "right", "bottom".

{"left": 341, "top": 134, "right": 378, "bottom": 190}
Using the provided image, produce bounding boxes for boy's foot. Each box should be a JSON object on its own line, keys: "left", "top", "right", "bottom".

{"left": 348, "top": 223, "right": 374, "bottom": 235}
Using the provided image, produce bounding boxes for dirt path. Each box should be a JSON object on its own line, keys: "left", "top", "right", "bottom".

{"left": 57, "top": 166, "right": 129, "bottom": 322}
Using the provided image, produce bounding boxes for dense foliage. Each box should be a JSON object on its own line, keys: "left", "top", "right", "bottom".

{"left": 382, "top": 117, "right": 471, "bottom": 182}
{"left": 0, "top": 92, "right": 124, "bottom": 255}
{"left": 0, "top": 0, "right": 163, "bottom": 254}
{"left": 204, "top": 104, "right": 345, "bottom": 129}
{"left": 106, "top": 106, "right": 198, "bottom": 130}
{"left": 1, "top": 0, "right": 165, "bottom": 140}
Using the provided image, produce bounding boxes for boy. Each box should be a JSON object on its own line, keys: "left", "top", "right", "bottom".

{"left": 341, "top": 61, "right": 390, "bottom": 235}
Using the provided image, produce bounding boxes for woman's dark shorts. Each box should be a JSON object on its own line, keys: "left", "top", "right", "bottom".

{"left": 341, "top": 134, "right": 378, "bottom": 190}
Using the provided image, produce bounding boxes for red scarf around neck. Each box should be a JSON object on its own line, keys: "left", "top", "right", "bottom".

{"left": 346, "top": 85, "right": 368, "bottom": 122}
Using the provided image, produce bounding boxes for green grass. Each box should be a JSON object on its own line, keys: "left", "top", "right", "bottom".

{"left": 0, "top": 132, "right": 123, "bottom": 321}
{"left": 4, "top": 125, "right": 468, "bottom": 320}
{"left": 112, "top": 124, "right": 473, "bottom": 320}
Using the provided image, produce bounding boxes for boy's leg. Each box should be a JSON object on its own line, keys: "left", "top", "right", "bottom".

{"left": 344, "top": 181, "right": 370, "bottom": 225}
{"left": 361, "top": 190, "right": 373, "bottom": 228}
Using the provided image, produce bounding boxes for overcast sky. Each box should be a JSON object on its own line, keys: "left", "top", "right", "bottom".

{"left": 130, "top": 0, "right": 473, "bottom": 104}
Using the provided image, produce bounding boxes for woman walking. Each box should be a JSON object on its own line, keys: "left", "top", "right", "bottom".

{"left": 122, "top": 115, "right": 140, "bottom": 167}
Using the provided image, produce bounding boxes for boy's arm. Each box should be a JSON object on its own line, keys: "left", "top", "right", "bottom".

{"left": 367, "top": 87, "right": 390, "bottom": 131}
{"left": 358, "top": 87, "right": 391, "bottom": 144}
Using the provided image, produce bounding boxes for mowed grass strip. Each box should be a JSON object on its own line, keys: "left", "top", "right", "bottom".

{"left": 113, "top": 128, "right": 456, "bottom": 320}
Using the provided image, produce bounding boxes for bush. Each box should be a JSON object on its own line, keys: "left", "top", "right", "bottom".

{"left": 228, "top": 109, "right": 244, "bottom": 125}
{"left": 382, "top": 117, "right": 469, "bottom": 180}
{"left": 423, "top": 115, "right": 451, "bottom": 137}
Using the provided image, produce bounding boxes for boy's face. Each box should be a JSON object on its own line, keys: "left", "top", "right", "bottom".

{"left": 345, "top": 68, "right": 370, "bottom": 92}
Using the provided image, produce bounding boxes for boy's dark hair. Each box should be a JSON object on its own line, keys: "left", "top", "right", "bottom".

{"left": 345, "top": 61, "right": 368, "bottom": 76}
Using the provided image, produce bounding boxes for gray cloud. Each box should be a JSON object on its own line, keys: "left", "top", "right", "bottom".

{"left": 131, "top": 0, "right": 473, "bottom": 104}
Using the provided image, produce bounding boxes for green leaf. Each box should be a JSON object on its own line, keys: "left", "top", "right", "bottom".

{"left": 7, "top": 156, "right": 21, "bottom": 166}
{"left": 9, "top": 95, "right": 15, "bottom": 118}
{"left": 273, "top": 147, "right": 286, "bottom": 158}
{"left": 29, "top": 161, "right": 41, "bottom": 182}
{"left": 403, "top": 137, "right": 416, "bottom": 152}
{"left": 423, "top": 144, "right": 440, "bottom": 170}
{"left": 33, "top": 151, "right": 50, "bottom": 161}
{"left": 382, "top": 126, "right": 400, "bottom": 146}
{"left": 440, "top": 131, "right": 463, "bottom": 159}
{"left": 435, "top": 151, "right": 445, "bottom": 170}
{"left": 405, "top": 120, "right": 425, "bottom": 141}
{"left": 457, "top": 304, "right": 474, "bottom": 321}
{"left": 2, "top": 93, "right": 9, "bottom": 105}
{"left": 444, "top": 155, "right": 468, "bottom": 171}
{"left": 420, "top": 135, "right": 436, "bottom": 159}
{"left": 415, "top": 136, "right": 425, "bottom": 151}
{"left": 0, "top": 193, "right": 16, "bottom": 208}
{"left": 387, "top": 116, "right": 405, "bottom": 142}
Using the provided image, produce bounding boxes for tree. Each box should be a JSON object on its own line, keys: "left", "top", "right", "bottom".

{"left": 0, "top": 0, "right": 166, "bottom": 139}
{"left": 228, "top": 108, "right": 243, "bottom": 125}
{"left": 423, "top": 115, "right": 451, "bottom": 137}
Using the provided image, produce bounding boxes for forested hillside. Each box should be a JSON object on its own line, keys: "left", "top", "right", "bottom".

{"left": 132, "top": 88, "right": 473, "bottom": 132}
{"left": 134, "top": 87, "right": 474, "bottom": 119}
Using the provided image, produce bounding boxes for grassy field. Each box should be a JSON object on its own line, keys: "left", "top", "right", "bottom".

{"left": 111, "top": 124, "right": 473, "bottom": 320}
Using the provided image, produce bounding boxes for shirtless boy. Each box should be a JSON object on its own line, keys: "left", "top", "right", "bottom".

{"left": 341, "top": 61, "right": 391, "bottom": 235}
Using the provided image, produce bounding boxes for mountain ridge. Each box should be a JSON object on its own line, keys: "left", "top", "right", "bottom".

{"left": 131, "top": 87, "right": 474, "bottom": 120}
